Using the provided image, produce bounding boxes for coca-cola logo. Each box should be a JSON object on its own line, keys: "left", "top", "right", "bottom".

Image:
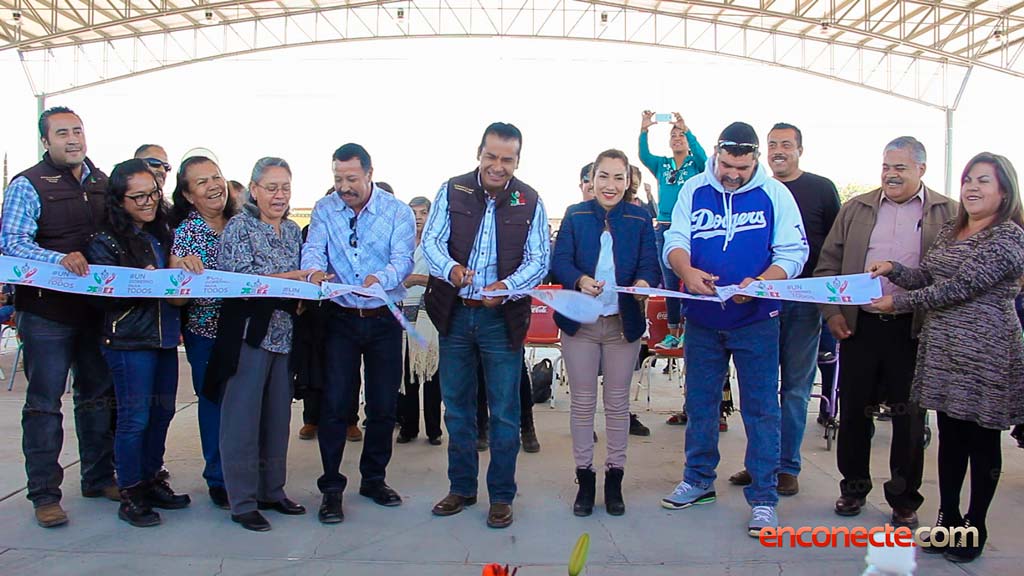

{"left": 657, "top": 312, "right": 667, "bottom": 320}
{"left": 531, "top": 305, "right": 549, "bottom": 314}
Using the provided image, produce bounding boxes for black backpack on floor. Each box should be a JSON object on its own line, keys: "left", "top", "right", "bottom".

{"left": 530, "top": 358, "right": 553, "bottom": 404}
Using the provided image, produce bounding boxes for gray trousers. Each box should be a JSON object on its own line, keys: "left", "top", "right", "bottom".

{"left": 220, "top": 344, "right": 292, "bottom": 515}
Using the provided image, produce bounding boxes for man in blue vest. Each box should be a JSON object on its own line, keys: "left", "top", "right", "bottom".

{"left": 660, "top": 121, "right": 808, "bottom": 537}
{"left": 0, "top": 107, "right": 117, "bottom": 528}
{"left": 423, "top": 122, "right": 550, "bottom": 528}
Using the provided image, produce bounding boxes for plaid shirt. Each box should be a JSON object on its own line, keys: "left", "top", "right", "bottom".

{"left": 301, "top": 184, "right": 416, "bottom": 309}
{"left": 0, "top": 164, "right": 94, "bottom": 262}
{"left": 421, "top": 179, "right": 550, "bottom": 300}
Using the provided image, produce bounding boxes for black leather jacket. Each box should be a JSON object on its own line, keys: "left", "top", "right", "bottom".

{"left": 84, "top": 229, "right": 176, "bottom": 350}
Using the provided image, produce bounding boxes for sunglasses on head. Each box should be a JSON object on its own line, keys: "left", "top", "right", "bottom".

{"left": 717, "top": 141, "right": 759, "bottom": 156}
{"left": 143, "top": 157, "right": 172, "bottom": 172}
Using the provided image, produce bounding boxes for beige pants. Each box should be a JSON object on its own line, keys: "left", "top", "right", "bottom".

{"left": 561, "top": 315, "right": 639, "bottom": 470}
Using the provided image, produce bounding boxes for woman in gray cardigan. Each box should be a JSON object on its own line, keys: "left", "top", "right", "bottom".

{"left": 868, "top": 152, "right": 1024, "bottom": 563}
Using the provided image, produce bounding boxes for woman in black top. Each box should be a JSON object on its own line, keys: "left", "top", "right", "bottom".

{"left": 85, "top": 159, "right": 190, "bottom": 527}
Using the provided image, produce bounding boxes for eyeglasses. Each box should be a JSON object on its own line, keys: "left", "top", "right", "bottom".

{"left": 666, "top": 168, "right": 683, "bottom": 185}
{"left": 349, "top": 215, "right": 358, "bottom": 248}
{"left": 253, "top": 182, "right": 292, "bottom": 195}
{"left": 125, "top": 188, "right": 162, "bottom": 206}
{"left": 142, "top": 158, "right": 172, "bottom": 172}
{"left": 717, "top": 140, "right": 759, "bottom": 155}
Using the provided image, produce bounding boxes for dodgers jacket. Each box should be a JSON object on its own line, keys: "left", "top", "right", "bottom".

{"left": 662, "top": 157, "right": 809, "bottom": 330}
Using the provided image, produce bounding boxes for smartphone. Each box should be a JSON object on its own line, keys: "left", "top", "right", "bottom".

{"left": 654, "top": 113, "right": 673, "bottom": 123}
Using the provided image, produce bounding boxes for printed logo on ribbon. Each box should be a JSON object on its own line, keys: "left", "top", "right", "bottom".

{"left": 88, "top": 270, "right": 117, "bottom": 294}
{"left": 826, "top": 278, "right": 852, "bottom": 303}
{"left": 241, "top": 279, "right": 269, "bottom": 296}
{"left": 753, "top": 281, "right": 780, "bottom": 299}
{"left": 164, "top": 270, "right": 194, "bottom": 296}
{"left": 11, "top": 263, "right": 38, "bottom": 284}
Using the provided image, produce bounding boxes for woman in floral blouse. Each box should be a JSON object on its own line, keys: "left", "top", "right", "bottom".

{"left": 212, "top": 157, "right": 314, "bottom": 532}
{"left": 169, "top": 155, "right": 237, "bottom": 509}
{"left": 869, "top": 152, "right": 1024, "bottom": 563}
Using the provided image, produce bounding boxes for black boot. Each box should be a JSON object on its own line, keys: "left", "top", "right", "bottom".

{"left": 921, "top": 509, "right": 961, "bottom": 554}
{"left": 146, "top": 477, "right": 191, "bottom": 509}
{"left": 945, "top": 516, "right": 987, "bottom": 563}
{"left": 119, "top": 484, "right": 161, "bottom": 527}
{"left": 521, "top": 423, "right": 541, "bottom": 453}
{"left": 605, "top": 467, "right": 625, "bottom": 516}
{"left": 573, "top": 467, "right": 596, "bottom": 517}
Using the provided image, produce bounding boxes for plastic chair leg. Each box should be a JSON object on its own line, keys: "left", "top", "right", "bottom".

{"left": 7, "top": 344, "right": 22, "bottom": 392}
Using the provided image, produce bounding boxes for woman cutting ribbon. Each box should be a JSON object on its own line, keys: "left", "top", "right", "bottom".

{"left": 551, "top": 149, "right": 661, "bottom": 517}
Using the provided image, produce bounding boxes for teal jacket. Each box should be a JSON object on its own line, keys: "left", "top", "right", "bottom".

{"left": 638, "top": 130, "right": 707, "bottom": 222}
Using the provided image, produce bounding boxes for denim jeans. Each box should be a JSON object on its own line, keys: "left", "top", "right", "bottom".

{"left": 183, "top": 330, "right": 224, "bottom": 488}
{"left": 778, "top": 301, "right": 822, "bottom": 476}
{"left": 102, "top": 347, "right": 178, "bottom": 488}
{"left": 683, "top": 317, "right": 781, "bottom": 506}
{"left": 440, "top": 306, "right": 523, "bottom": 503}
{"left": 18, "top": 310, "right": 115, "bottom": 506}
{"left": 655, "top": 223, "right": 683, "bottom": 329}
{"left": 317, "top": 309, "right": 403, "bottom": 494}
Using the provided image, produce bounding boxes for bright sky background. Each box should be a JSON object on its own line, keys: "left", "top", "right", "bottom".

{"left": 1, "top": 37, "right": 1022, "bottom": 219}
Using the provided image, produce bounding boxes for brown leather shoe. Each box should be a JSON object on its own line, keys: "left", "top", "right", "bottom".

{"left": 728, "top": 469, "right": 752, "bottom": 486}
{"left": 346, "top": 424, "right": 363, "bottom": 442}
{"left": 35, "top": 503, "right": 68, "bottom": 528}
{"left": 432, "top": 493, "right": 477, "bottom": 517}
{"left": 835, "top": 495, "right": 866, "bottom": 516}
{"left": 891, "top": 507, "right": 920, "bottom": 529}
{"left": 299, "top": 424, "right": 317, "bottom": 440}
{"left": 83, "top": 484, "right": 121, "bottom": 502}
{"left": 486, "top": 503, "right": 513, "bottom": 528}
{"left": 777, "top": 473, "right": 799, "bottom": 496}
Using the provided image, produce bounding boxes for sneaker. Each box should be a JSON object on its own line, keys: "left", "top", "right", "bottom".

{"left": 661, "top": 480, "right": 716, "bottom": 510}
{"left": 654, "top": 334, "right": 679, "bottom": 350}
{"left": 666, "top": 410, "right": 688, "bottom": 425}
{"left": 629, "top": 413, "right": 650, "bottom": 437}
{"left": 748, "top": 505, "right": 778, "bottom": 537}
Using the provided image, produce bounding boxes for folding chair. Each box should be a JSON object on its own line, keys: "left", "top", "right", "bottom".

{"left": 524, "top": 284, "right": 565, "bottom": 408}
{"left": 633, "top": 297, "right": 684, "bottom": 410}
{"left": 2, "top": 317, "right": 23, "bottom": 391}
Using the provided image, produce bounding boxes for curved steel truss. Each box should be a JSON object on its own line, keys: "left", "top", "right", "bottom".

{"left": 0, "top": 0, "right": 1020, "bottom": 106}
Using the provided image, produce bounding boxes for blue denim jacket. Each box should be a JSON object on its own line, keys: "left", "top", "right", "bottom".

{"left": 551, "top": 199, "right": 661, "bottom": 342}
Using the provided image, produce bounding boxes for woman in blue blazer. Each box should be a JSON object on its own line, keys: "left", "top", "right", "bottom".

{"left": 551, "top": 149, "right": 661, "bottom": 517}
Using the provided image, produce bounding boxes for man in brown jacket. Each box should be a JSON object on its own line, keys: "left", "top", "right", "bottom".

{"left": 815, "top": 136, "right": 955, "bottom": 529}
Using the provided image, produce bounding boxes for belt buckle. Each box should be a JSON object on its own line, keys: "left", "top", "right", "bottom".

{"left": 878, "top": 313, "right": 894, "bottom": 322}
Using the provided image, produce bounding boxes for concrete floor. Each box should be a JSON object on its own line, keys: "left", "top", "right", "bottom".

{"left": 0, "top": 348, "right": 1021, "bottom": 576}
